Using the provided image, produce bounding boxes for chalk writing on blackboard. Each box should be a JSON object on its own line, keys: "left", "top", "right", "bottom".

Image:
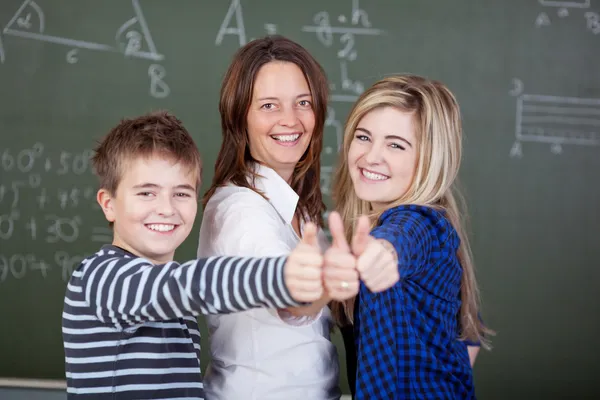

{"left": 510, "top": 79, "right": 600, "bottom": 157}
{"left": 535, "top": 0, "right": 599, "bottom": 33}
{"left": 0, "top": 140, "right": 107, "bottom": 284}
{"left": 303, "top": 0, "right": 382, "bottom": 200}
{"left": 2, "top": 0, "right": 169, "bottom": 98}
{"left": 215, "top": 0, "right": 246, "bottom": 46}
{"left": 215, "top": 0, "right": 279, "bottom": 46}
{"left": 302, "top": 1, "right": 383, "bottom": 103}
{"left": 0, "top": 32, "right": 5, "bottom": 64}
{"left": 324, "top": 106, "right": 343, "bottom": 155}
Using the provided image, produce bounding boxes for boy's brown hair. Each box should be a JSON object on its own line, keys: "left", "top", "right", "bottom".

{"left": 92, "top": 110, "right": 202, "bottom": 195}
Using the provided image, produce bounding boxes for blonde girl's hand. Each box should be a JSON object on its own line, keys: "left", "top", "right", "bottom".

{"left": 352, "top": 217, "right": 400, "bottom": 293}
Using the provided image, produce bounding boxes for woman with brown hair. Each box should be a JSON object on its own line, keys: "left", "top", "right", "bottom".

{"left": 196, "top": 35, "right": 341, "bottom": 400}
{"left": 198, "top": 35, "right": 400, "bottom": 399}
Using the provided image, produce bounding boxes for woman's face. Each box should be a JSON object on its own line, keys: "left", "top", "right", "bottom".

{"left": 246, "top": 61, "right": 315, "bottom": 180}
{"left": 348, "top": 107, "right": 418, "bottom": 211}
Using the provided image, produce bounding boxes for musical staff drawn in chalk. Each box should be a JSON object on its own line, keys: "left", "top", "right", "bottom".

{"left": 539, "top": 0, "right": 590, "bottom": 8}
{"left": 510, "top": 89, "right": 600, "bottom": 157}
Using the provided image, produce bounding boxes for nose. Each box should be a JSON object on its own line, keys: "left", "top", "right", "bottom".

{"left": 364, "top": 142, "right": 384, "bottom": 165}
{"left": 156, "top": 193, "right": 175, "bottom": 217}
{"left": 279, "top": 106, "right": 299, "bottom": 128}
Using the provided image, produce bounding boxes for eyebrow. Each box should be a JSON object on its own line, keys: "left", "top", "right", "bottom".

{"left": 256, "top": 93, "right": 312, "bottom": 101}
{"left": 356, "top": 127, "right": 413, "bottom": 148}
{"left": 132, "top": 183, "right": 196, "bottom": 191}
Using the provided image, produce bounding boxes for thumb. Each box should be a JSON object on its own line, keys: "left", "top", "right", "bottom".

{"left": 328, "top": 211, "right": 350, "bottom": 252}
{"left": 351, "top": 215, "right": 371, "bottom": 256}
{"left": 301, "top": 222, "right": 319, "bottom": 248}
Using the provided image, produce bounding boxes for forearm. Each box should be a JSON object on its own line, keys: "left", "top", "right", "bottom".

{"left": 84, "top": 254, "right": 301, "bottom": 326}
{"left": 281, "top": 294, "right": 330, "bottom": 318}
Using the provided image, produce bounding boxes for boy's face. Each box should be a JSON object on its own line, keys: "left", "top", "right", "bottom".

{"left": 97, "top": 154, "right": 199, "bottom": 264}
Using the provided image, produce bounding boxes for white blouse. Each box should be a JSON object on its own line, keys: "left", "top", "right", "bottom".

{"left": 197, "top": 164, "right": 340, "bottom": 400}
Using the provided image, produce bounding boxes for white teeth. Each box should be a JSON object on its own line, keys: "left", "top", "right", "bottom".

{"left": 272, "top": 134, "right": 300, "bottom": 142}
{"left": 147, "top": 224, "right": 175, "bottom": 232}
{"left": 361, "top": 169, "right": 388, "bottom": 181}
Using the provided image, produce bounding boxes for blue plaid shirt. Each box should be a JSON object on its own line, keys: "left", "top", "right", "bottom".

{"left": 354, "top": 205, "right": 475, "bottom": 399}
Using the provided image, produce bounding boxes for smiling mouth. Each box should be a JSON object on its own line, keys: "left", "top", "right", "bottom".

{"left": 145, "top": 223, "right": 177, "bottom": 233}
{"left": 270, "top": 133, "right": 302, "bottom": 143}
{"left": 360, "top": 168, "right": 390, "bottom": 181}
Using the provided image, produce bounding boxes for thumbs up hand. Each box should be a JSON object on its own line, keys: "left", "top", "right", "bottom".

{"left": 284, "top": 222, "right": 324, "bottom": 303}
{"left": 322, "top": 212, "right": 360, "bottom": 301}
{"left": 352, "top": 217, "right": 399, "bottom": 293}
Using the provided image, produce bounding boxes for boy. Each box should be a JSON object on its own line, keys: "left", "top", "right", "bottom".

{"left": 62, "top": 111, "right": 339, "bottom": 399}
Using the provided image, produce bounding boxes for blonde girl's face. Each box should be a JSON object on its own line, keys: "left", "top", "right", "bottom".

{"left": 347, "top": 107, "right": 418, "bottom": 211}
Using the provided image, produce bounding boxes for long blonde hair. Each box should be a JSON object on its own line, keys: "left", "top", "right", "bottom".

{"left": 331, "top": 74, "right": 491, "bottom": 348}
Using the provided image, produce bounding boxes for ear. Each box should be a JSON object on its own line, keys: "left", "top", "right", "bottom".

{"left": 97, "top": 189, "right": 116, "bottom": 223}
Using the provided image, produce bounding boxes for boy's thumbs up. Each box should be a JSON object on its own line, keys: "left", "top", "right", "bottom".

{"left": 284, "top": 221, "right": 324, "bottom": 303}
{"left": 328, "top": 211, "right": 351, "bottom": 252}
{"left": 351, "top": 215, "right": 372, "bottom": 256}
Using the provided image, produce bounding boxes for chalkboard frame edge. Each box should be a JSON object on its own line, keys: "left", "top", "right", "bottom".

{"left": 0, "top": 377, "right": 66, "bottom": 390}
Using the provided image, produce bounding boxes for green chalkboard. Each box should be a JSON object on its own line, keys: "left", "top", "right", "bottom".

{"left": 1, "top": 1, "right": 599, "bottom": 398}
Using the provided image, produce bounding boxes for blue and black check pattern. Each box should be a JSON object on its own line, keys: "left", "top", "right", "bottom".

{"left": 354, "top": 205, "right": 475, "bottom": 399}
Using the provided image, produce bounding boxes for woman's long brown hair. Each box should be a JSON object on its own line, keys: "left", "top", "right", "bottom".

{"left": 203, "top": 35, "right": 329, "bottom": 226}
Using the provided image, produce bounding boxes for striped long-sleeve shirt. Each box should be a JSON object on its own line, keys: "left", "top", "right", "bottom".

{"left": 62, "top": 245, "right": 301, "bottom": 399}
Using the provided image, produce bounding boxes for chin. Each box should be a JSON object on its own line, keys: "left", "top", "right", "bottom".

{"left": 358, "top": 188, "right": 395, "bottom": 204}
{"left": 355, "top": 190, "right": 379, "bottom": 203}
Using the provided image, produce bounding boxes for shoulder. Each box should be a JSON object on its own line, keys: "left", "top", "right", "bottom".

{"left": 79, "top": 246, "right": 125, "bottom": 268}
{"left": 203, "top": 185, "right": 280, "bottom": 225}
{"left": 379, "top": 205, "right": 454, "bottom": 235}
{"left": 198, "top": 185, "right": 285, "bottom": 255}
{"left": 204, "top": 185, "right": 281, "bottom": 228}
{"left": 373, "top": 205, "right": 458, "bottom": 250}
{"left": 204, "top": 185, "right": 273, "bottom": 217}
{"left": 70, "top": 246, "right": 143, "bottom": 282}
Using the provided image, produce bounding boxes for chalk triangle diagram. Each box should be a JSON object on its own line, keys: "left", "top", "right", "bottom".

{"left": 3, "top": 0, "right": 46, "bottom": 34}
{"left": 115, "top": 0, "right": 163, "bottom": 61}
{"left": 3, "top": 0, "right": 163, "bottom": 61}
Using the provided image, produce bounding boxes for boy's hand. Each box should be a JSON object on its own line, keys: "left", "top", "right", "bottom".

{"left": 284, "top": 222, "right": 324, "bottom": 303}
{"left": 352, "top": 217, "right": 400, "bottom": 293}
{"left": 323, "top": 212, "right": 359, "bottom": 301}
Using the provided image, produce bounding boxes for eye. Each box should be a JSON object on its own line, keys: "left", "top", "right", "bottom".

{"left": 175, "top": 192, "right": 193, "bottom": 198}
{"left": 390, "top": 142, "right": 406, "bottom": 150}
{"left": 354, "top": 134, "right": 370, "bottom": 142}
{"left": 261, "top": 103, "right": 275, "bottom": 110}
{"left": 137, "top": 191, "right": 154, "bottom": 197}
{"left": 298, "top": 100, "right": 312, "bottom": 108}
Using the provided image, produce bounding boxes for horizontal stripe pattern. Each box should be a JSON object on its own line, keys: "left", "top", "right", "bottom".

{"left": 63, "top": 245, "right": 299, "bottom": 399}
